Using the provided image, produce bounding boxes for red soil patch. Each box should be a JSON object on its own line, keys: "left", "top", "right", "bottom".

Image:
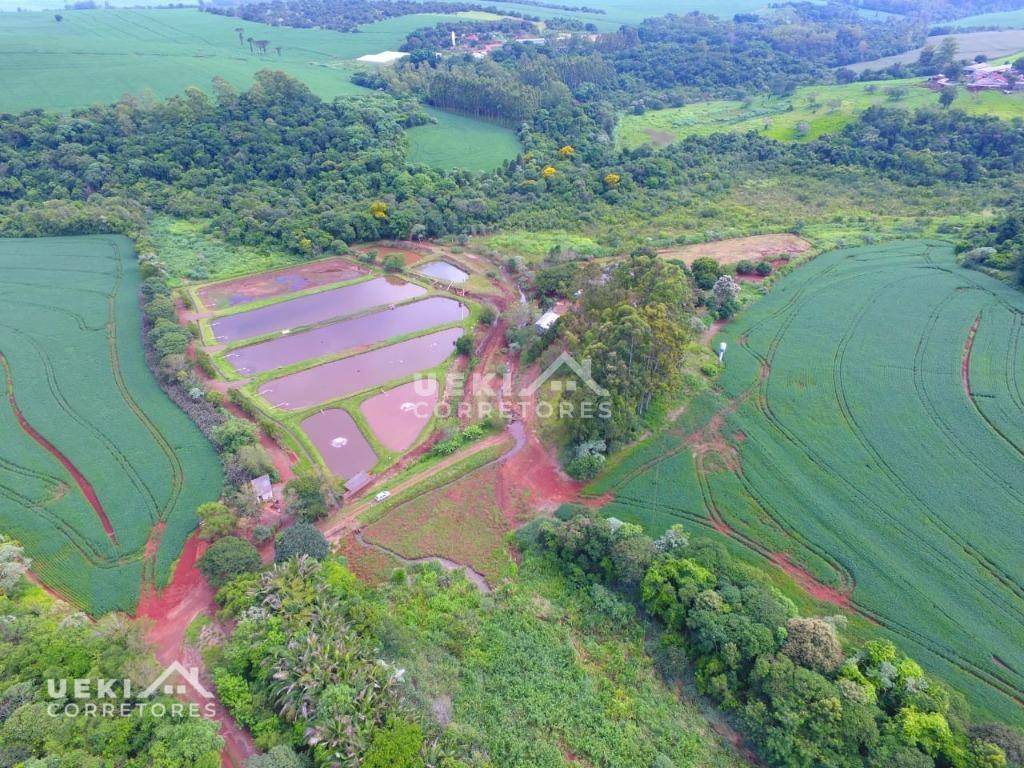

{"left": 353, "top": 244, "right": 429, "bottom": 268}
{"left": 136, "top": 532, "right": 261, "bottom": 768}
{"left": 962, "top": 313, "right": 981, "bottom": 398}
{"left": 335, "top": 530, "right": 398, "bottom": 584}
{"left": 197, "top": 257, "right": 366, "bottom": 310}
{"left": 658, "top": 234, "right": 811, "bottom": 266}
{"left": 768, "top": 552, "right": 852, "bottom": 609}
{"left": 1, "top": 354, "right": 117, "bottom": 544}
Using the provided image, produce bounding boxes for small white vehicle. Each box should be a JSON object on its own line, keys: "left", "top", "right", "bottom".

{"left": 374, "top": 490, "right": 391, "bottom": 503}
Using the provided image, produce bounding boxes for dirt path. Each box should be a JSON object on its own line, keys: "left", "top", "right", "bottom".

{"left": 321, "top": 432, "right": 509, "bottom": 539}
{"left": 136, "top": 532, "right": 261, "bottom": 768}
{"left": 353, "top": 530, "right": 491, "bottom": 592}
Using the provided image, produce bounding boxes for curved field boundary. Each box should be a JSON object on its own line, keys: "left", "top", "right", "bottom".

{"left": 1, "top": 354, "right": 117, "bottom": 544}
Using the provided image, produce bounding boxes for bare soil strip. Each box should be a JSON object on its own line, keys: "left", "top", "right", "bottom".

{"left": 1, "top": 354, "right": 118, "bottom": 544}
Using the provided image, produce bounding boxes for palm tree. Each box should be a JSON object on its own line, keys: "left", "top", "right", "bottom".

{"left": 246, "top": 36, "right": 254, "bottom": 54}
{"left": 275, "top": 46, "right": 282, "bottom": 57}
{"left": 235, "top": 27, "right": 244, "bottom": 45}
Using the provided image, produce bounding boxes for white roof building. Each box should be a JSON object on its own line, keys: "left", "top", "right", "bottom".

{"left": 356, "top": 51, "right": 410, "bottom": 64}
{"left": 535, "top": 310, "right": 561, "bottom": 331}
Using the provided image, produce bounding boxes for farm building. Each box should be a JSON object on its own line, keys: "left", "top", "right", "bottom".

{"left": 356, "top": 50, "right": 409, "bottom": 64}
{"left": 536, "top": 310, "right": 561, "bottom": 331}
{"left": 251, "top": 474, "right": 275, "bottom": 503}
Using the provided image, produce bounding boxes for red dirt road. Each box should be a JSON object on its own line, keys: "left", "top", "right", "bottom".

{"left": 136, "top": 533, "right": 259, "bottom": 768}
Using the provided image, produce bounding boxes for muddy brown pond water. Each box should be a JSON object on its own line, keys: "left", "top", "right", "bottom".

{"left": 259, "top": 328, "right": 462, "bottom": 410}
{"left": 360, "top": 379, "right": 439, "bottom": 452}
{"left": 301, "top": 409, "right": 378, "bottom": 480}
{"left": 226, "top": 297, "right": 467, "bottom": 375}
{"left": 210, "top": 276, "right": 424, "bottom": 342}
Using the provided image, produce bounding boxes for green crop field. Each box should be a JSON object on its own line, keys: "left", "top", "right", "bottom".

{"left": 0, "top": 8, "right": 520, "bottom": 170}
{"left": 0, "top": 235, "right": 222, "bottom": 613}
{"left": 616, "top": 79, "right": 1024, "bottom": 148}
{"left": 410, "top": 0, "right": 773, "bottom": 28}
{"left": 590, "top": 240, "right": 1024, "bottom": 724}
{"left": 950, "top": 9, "right": 1024, "bottom": 29}
{"left": 407, "top": 106, "right": 523, "bottom": 171}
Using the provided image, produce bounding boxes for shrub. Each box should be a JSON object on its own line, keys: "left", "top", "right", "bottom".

{"left": 212, "top": 419, "right": 260, "bottom": 453}
{"left": 735, "top": 260, "right": 755, "bottom": 275}
{"left": 252, "top": 525, "right": 274, "bottom": 546}
{"left": 245, "top": 746, "right": 303, "bottom": 768}
{"left": 274, "top": 523, "right": 330, "bottom": 563}
{"left": 144, "top": 294, "right": 176, "bottom": 321}
{"left": 284, "top": 476, "right": 331, "bottom": 521}
{"left": 198, "top": 536, "right": 261, "bottom": 588}
{"left": 0, "top": 537, "right": 29, "bottom": 594}
{"left": 755, "top": 260, "right": 773, "bottom": 276}
{"left": 455, "top": 334, "right": 474, "bottom": 357}
{"left": 362, "top": 717, "right": 425, "bottom": 768}
{"left": 690, "top": 257, "right": 722, "bottom": 290}
{"left": 782, "top": 617, "right": 845, "bottom": 675}
{"left": 231, "top": 444, "right": 278, "bottom": 483}
{"left": 197, "top": 501, "right": 238, "bottom": 541}
{"left": 479, "top": 304, "right": 498, "bottom": 326}
{"left": 382, "top": 254, "right": 404, "bottom": 272}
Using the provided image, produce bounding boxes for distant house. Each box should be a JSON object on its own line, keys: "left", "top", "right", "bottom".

{"left": 515, "top": 37, "right": 547, "bottom": 45}
{"left": 535, "top": 299, "right": 572, "bottom": 332}
{"left": 251, "top": 474, "right": 274, "bottom": 503}
{"left": 968, "top": 72, "right": 1010, "bottom": 91}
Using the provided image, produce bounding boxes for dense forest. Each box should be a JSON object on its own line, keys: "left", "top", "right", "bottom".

{"left": 0, "top": 557, "right": 224, "bottom": 766}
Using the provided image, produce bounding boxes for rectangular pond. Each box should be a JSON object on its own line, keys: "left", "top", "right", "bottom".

{"left": 258, "top": 327, "right": 463, "bottom": 410}
{"left": 301, "top": 409, "right": 377, "bottom": 480}
{"left": 209, "top": 276, "right": 425, "bottom": 343}
{"left": 197, "top": 257, "right": 367, "bottom": 310}
{"left": 360, "top": 379, "right": 439, "bottom": 452}
{"left": 416, "top": 260, "right": 469, "bottom": 283}
{"left": 226, "top": 297, "right": 467, "bottom": 375}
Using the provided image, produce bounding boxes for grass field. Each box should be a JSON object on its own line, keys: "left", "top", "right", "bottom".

{"left": 363, "top": 451, "right": 535, "bottom": 583}
{"left": 588, "top": 240, "right": 1024, "bottom": 724}
{"left": 408, "top": 106, "right": 522, "bottom": 171}
{"left": 0, "top": 235, "right": 222, "bottom": 613}
{"left": 847, "top": 29, "right": 1024, "bottom": 72}
{"left": 950, "top": 9, "right": 1024, "bottom": 29}
{"left": 616, "top": 79, "right": 1024, "bottom": 148}
{"left": 410, "top": 0, "right": 774, "bottom": 28}
{"left": 0, "top": 8, "right": 521, "bottom": 170}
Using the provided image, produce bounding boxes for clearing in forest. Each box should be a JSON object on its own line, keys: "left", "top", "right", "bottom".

{"left": 0, "top": 235, "right": 222, "bottom": 613}
{"left": 657, "top": 234, "right": 811, "bottom": 265}
{"left": 591, "top": 240, "right": 1024, "bottom": 725}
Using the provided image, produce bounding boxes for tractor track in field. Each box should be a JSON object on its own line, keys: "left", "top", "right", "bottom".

{"left": 831, "top": 287, "right": 1024, "bottom": 618}
{"left": 1, "top": 353, "right": 118, "bottom": 545}
{"left": 736, "top": 246, "right": 1024, "bottom": 706}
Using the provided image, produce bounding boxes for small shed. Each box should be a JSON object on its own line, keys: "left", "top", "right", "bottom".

{"left": 345, "top": 471, "right": 372, "bottom": 495}
{"left": 535, "top": 310, "right": 561, "bottom": 332}
{"left": 251, "top": 475, "right": 274, "bottom": 503}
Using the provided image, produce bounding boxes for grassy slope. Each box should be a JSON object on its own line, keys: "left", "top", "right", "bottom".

{"left": 0, "top": 235, "right": 222, "bottom": 612}
{"left": 949, "top": 8, "right": 1024, "bottom": 29}
{"left": 616, "top": 79, "right": 1024, "bottom": 148}
{"left": 408, "top": 105, "right": 522, "bottom": 171}
{"left": 588, "top": 240, "right": 1024, "bottom": 725}
{"left": 0, "top": 8, "right": 520, "bottom": 170}
{"left": 846, "top": 29, "right": 1024, "bottom": 71}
